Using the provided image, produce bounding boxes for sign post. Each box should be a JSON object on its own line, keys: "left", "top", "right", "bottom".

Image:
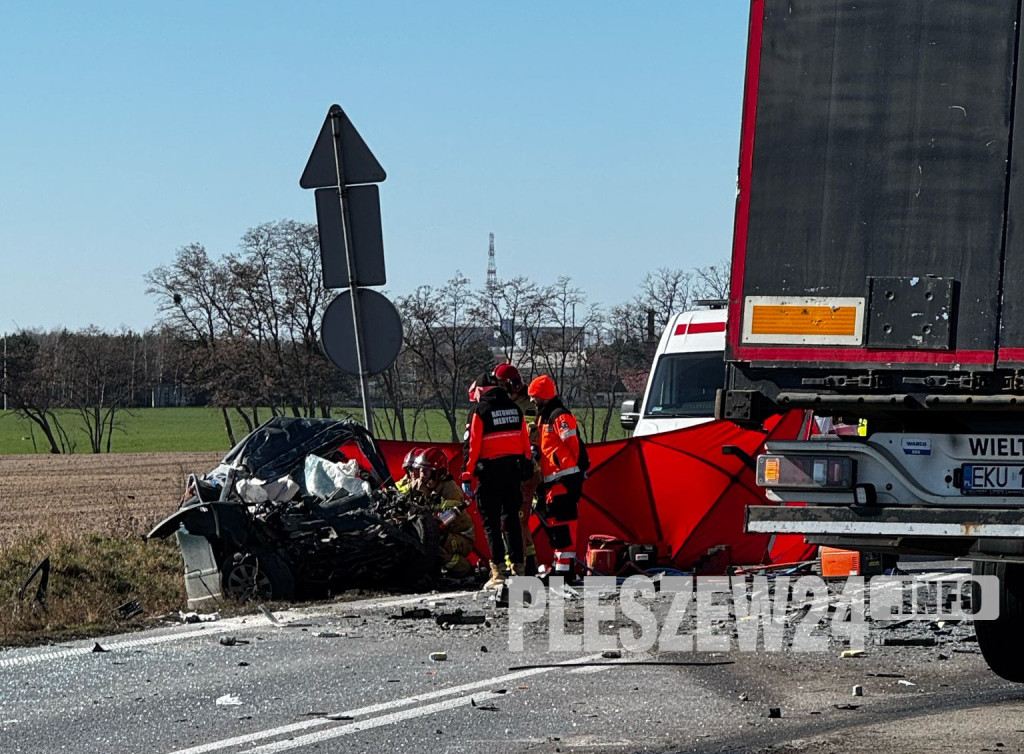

{"left": 301, "top": 105, "right": 399, "bottom": 436}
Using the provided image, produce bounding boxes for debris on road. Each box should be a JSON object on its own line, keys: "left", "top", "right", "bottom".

{"left": 429, "top": 651, "right": 448, "bottom": 662}
{"left": 852, "top": 685, "right": 864, "bottom": 697}
{"left": 767, "top": 707, "right": 782, "bottom": 718}
{"left": 435, "top": 609, "right": 485, "bottom": 626}
{"left": 390, "top": 607, "right": 432, "bottom": 620}
{"left": 219, "top": 636, "right": 250, "bottom": 646}
{"left": 315, "top": 631, "right": 343, "bottom": 638}
{"left": 180, "top": 611, "right": 220, "bottom": 624}
{"left": 114, "top": 600, "right": 143, "bottom": 620}
{"left": 215, "top": 695, "right": 242, "bottom": 706}
{"left": 841, "top": 649, "right": 865, "bottom": 659}
{"left": 877, "top": 636, "right": 938, "bottom": 647}
{"left": 602, "top": 650, "right": 622, "bottom": 659}
{"left": 91, "top": 642, "right": 107, "bottom": 653}
{"left": 258, "top": 605, "right": 281, "bottom": 625}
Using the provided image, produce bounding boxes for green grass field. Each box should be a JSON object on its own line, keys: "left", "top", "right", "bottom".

{"left": 0, "top": 405, "right": 630, "bottom": 454}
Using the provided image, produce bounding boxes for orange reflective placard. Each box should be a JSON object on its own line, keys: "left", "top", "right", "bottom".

{"left": 749, "top": 305, "right": 859, "bottom": 336}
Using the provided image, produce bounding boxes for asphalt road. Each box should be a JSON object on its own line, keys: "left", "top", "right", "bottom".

{"left": 2, "top": 574, "right": 1024, "bottom": 754}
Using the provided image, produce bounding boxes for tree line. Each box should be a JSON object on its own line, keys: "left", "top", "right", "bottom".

{"left": 1, "top": 220, "right": 728, "bottom": 452}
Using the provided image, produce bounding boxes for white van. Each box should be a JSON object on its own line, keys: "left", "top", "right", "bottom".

{"left": 620, "top": 305, "right": 726, "bottom": 437}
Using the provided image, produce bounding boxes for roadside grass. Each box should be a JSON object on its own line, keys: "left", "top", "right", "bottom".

{"left": 0, "top": 518, "right": 186, "bottom": 647}
{"left": 0, "top": 405, "right": 629, "bottom": 454}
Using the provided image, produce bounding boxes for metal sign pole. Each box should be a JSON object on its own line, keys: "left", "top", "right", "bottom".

{"left": 329, "top": 112, "right": 375, "bottom": 436}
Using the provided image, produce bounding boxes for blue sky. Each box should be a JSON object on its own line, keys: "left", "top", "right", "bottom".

{"left": 0, "top": 1, "right": 750, "bottom": 332}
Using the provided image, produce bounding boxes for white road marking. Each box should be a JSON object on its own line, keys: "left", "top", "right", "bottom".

{"left": 0, "top": 591, "right": 474, "bottom": 670}
{"left": 246, "top": 691, "right": 507, "bottom": 753}
{"left": 165, "top": 654, "right": 607, "bottom": 754}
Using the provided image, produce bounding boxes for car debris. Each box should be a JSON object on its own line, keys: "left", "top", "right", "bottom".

{"left": 114, "top": 600, "right": 143, "bottom": 620}
{"left": 852, "top": 685, "right": 864, "bottom": 697}
{"left": 179, "top": 611, "right": 220, "bottom": 624}
{"left": 435, "top": 609, "right": 485, "bottom": 627}
{"left": 147, "top": 418, "right": 442, "bottom": 609}
{"left": 389, "top": 607, "right": 432, "bottom": 620}
{"left": 17, "top": 557, "right": 50, "bottom": 610}
{"left": 218, "top": 636, "right": 249, "bottom": 646}
{"left": 877, "top": 636, "right": 938, "bottom": 647}
{"left": 429, "top": 651, "right": 448, "bottom": 662}
{"left": 215, "top": 695, "right": 242, "bottom": 706}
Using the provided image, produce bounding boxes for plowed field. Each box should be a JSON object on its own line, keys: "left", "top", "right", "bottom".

{"left": 0, "top": 453, "right": 222, "bottom": 543}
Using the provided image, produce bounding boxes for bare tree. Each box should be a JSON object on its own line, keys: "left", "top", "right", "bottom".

{"left": 693, "top": 259, "right": 732, "bottom": 301}
{"left": 531, "top": 277, "right": 599, "bottom": 405}
{"left": 634, "top": 267, "right": 695, "bottom": 330}
{"left": 146, "top": 224, "right": 343, "bottom": 442}
{"left": 61, "top": 327, "right": 142, "bottom": 453}
{"left": 145, "top": 243, "right": 241, "bottom": 444}
{"left": 398, "top": 274, "right": 494, "bottom": 442}
{"left": 1, "top": 331, "right": 68, "bottom": 453}
{"left": 471, "top": 276, "right": 545, "bottom": 367}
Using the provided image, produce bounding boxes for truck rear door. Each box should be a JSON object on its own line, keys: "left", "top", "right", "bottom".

{"left": 730, "top": 0, "right": 1020, "bottom": 371}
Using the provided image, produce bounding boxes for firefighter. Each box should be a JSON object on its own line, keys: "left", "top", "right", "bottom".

{"left": 411, "top": 447, "right": 476, "bottom": 579}
{"left": 463, "top": 371, "right": 533, "bottom": 589}
{"left": 492, "top": 363, "right": 541, "bottom": 576}
{"left": 528, "top": 374, "right": 585, "bottom": 580}
{"left": 394, "top": 447, "right": 425, "bottom": 495}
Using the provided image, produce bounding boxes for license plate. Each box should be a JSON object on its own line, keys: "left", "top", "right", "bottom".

{"left": 961, "top": 464, "right": 1024, "bottom": 495}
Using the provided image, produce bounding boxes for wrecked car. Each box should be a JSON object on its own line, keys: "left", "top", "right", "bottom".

{"left": 147, "top": 417, "right": 441, "bottom": 610}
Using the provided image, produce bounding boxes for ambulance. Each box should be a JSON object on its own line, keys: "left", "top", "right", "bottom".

{"left": 620, "top": 303, "right": 726, "bottom": 437}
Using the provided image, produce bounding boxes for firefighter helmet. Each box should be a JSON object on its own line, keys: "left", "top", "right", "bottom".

{"left": 412, "top": 447, "right": 449, "bottom": 473}
{"left": 402, "top": 447, "right": 425, "bottom": 470}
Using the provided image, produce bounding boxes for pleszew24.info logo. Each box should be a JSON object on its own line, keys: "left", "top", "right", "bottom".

{"left": 506, "top": 574, "right": 998, "bottom": 653}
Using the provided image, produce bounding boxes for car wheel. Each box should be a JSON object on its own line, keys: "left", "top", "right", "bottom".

{"left": 221, "top": 551, "right": 295, "bottom": 603}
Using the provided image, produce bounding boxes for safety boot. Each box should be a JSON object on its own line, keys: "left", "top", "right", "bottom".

{"left": 483, "top": 562, "right": 508, "bottom": 589}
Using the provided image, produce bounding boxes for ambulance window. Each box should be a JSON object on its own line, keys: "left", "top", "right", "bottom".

{"left": 644, "top": 352, "right": 723, "bottom": 418}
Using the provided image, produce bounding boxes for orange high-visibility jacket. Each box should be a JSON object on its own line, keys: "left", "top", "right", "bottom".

{"left": 536, "top": 399, "right": 582, "bottom": 484}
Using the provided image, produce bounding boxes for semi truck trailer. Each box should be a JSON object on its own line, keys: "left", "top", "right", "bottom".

{"left": 716, "top": 0, "right": 1024, "bottom": 681}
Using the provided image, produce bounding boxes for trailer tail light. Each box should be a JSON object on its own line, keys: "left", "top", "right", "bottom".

{"left": 757, "top": 454, "right": 854, "bottom": 490}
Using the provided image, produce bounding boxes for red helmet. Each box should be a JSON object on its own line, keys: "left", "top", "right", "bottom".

{"left": 412, "top": 447, "right": 449, "bottom": 473}
{"left": 493, "top": 363, "right": 524, "bottom": 392}
{"left": 402, "top": 447, "right": 425, "bottom": 470}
